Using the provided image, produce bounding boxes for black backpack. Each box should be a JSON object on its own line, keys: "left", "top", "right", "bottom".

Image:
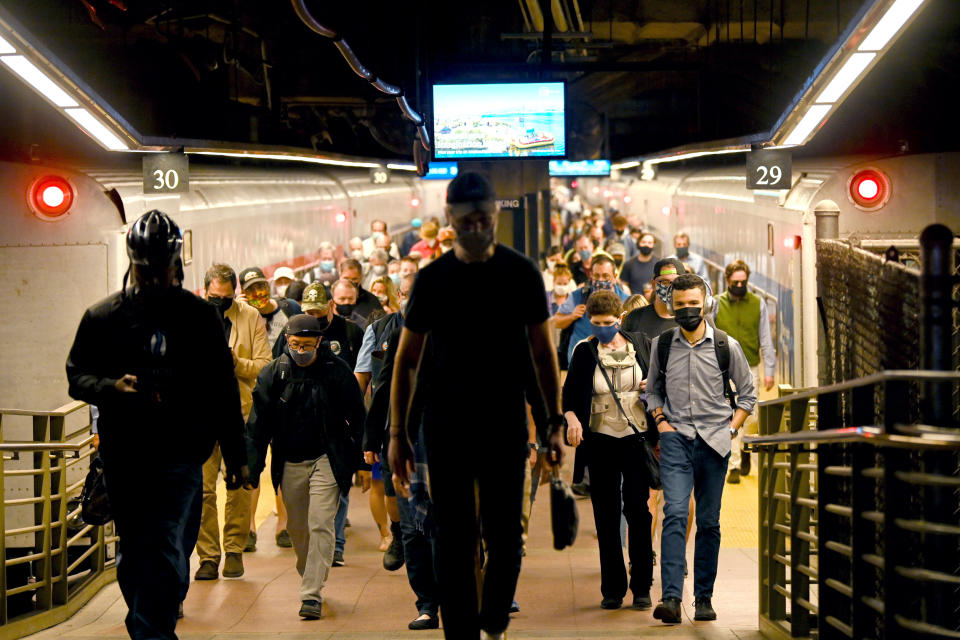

{"left": 656, "top": 327, "right": 737, "bottom": 411}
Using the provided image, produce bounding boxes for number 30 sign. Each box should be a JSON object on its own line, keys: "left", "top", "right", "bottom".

{"left": 142, "top": 153, "right": 189, "bottom": 194}
{"left": 746, "top": 149, "right": 791, "bottom": 190}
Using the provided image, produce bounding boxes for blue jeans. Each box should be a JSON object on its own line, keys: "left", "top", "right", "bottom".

{"left": 659, "top": 431, "right": 729, "bottom": 600}
{"left": 395, "top": 476, "right": 440, "bottom": 616}
{"left": 101, "top": 456, "right": 202, "bottom": 640}
{"left": 334, "top": 492, "right": 349, "bottom": 554}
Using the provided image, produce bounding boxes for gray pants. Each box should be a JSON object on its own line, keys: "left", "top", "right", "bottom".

{"left": 281, "top": 455, "right": 341, "bottom": 602}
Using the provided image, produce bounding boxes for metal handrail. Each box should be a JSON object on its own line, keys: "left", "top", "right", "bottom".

{"left": 0, "top": 401, "right": 88, "bottom": 418}
{"left": 744, "top": 426, "right": 960, "bottom": 449}
{"left": 0, "top": 436, "right": 94, "bottom": 452}
{"left": 757, "top": 370, "right": 960, "bottom": 407}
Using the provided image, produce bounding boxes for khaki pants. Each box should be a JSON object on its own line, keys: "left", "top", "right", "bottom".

{"left": 196, "top": 443, "right": 252, "bottom": 563}
{"left": 730, "top": 364, "right": 761, "bottom": 471}
{"left": 282, "top": 455, "right": 340, "bottom": 602}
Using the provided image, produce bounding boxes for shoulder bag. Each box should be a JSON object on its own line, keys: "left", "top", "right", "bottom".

{"left": 80, "top": 456, "right": 112, "bottom": 525}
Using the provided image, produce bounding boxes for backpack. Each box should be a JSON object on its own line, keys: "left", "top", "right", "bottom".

{"left": 656, "top": 327, "right": 737, "bottom": 411}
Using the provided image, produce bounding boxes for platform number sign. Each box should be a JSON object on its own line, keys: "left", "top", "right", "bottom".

{"left": 370, "top": 166, "right": 390, "bottom": 185}
{"left": 142, "top": 153, "right": 189, "bottom": 194}
{"left": 746, "top": 149, "right": 791, "bottom": 190}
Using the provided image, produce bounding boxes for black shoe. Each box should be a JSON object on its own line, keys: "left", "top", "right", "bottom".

{"left": 632, "top": 593, "right": 652, "bottom": 610}
{"left": 299, "top": 599, "right": 322, "bottom": 619}
{"left": 222, "top": 552, "right": 244, "bottom": 578}
{"left": 332, "top": 550, "right": 344, "bottom": 567}
{"left": 194, "top": 560, "right": 218, "bottom": 581}
{"left": 653, "top": 596, "right": 682, "bottom": 624}
{"left": 509, "top": 600, "right": 520, "bottom": 614}
{"left": 726, "top": 469, "right": 741, "bottom": 484}
{"left": 408, "top": 613, "right": 439, "bottom": 630}
{"left": 694, "top": 597, "right": 717, "bottom": 621}
{"left": 244, "top": 530, "right": 257, "bottom": 552}
{"left": 276, "top": 529, "right": 292, "bottom": 548}
{"left": 570, "top": 482, "right": 590, "bottom": 497}
{"left": 601, "top": 597, "right": 622, "bottom": 610}
{"left": 383, "top": 522, "right": 404, "bottom": 571}
{"left": 740, "top": 450, "right": 751, "bottom": 476}
{"left": 177, "top": 602, "right": 184, "bottom": 619}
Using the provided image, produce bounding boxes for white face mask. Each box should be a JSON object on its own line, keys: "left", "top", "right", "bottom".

{"left": 554, "top": 282, "right": 576, "bottom": 296}
{"left": 350, "top": 249, "right": 363, "bottom": 260}
{"left": 275, "top": 284, "right": 288, "bottom": 297}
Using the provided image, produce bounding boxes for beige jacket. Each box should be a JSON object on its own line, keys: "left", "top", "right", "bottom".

{"left": 224, "top": 300, "right": 272, "bottom": 420}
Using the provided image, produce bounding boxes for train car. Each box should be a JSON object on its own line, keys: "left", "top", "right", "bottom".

{"left": 577, "top": 152, "right": 960, "bottom": 389}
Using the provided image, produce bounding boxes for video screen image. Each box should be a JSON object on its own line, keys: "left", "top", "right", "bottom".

{"left": 549, "top": 159, "right": 611, "bottom": 176}
{"left": 433, "top": 82, "right": 566, "bottom": 160}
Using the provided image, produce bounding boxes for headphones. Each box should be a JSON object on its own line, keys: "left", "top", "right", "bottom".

{"left": 664, "top": 274, "right": 716, "bottom": 316}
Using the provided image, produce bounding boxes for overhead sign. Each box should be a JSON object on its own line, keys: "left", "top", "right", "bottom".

{"left": 549, "top": 159, "right": 611, "bottom": 177}
{"left": 143, "top": 153, "right": 189, "bottom": 194}
{"left": 746, "top": 149, "right": 791, "bottom": 190}
{"left": 422, "top": 161, "right": 459, "bottom": 180}
{"left": 370, "top": 166, "right": 390, "bottom": 185}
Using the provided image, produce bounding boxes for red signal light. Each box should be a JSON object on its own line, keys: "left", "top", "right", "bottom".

{"left": 28, "top": 175, "right": 74, "bottom": 220}
{"left": 335, "top": 211, "right": 347, "bottom": 224}
{"left": 570, "top": 179, "right": 579, "bottom": 189}
{"left": 848, "top": 169, "right": 890, "bottom": 211}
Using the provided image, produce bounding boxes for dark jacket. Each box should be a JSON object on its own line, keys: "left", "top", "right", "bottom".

{"left": 246, "top": 342, "right": 366, "bottom": 493}
{"left": 66, "top": 288, "right": 247, "bottom": 468}
{"left": 561, "top": 330, "right": 654, "bottom": 445}
{"left": 354, "top": 287, "right": 383, "bottom": 328}
{"left": 322, "top": 314, "right": 365, "bottom": 370}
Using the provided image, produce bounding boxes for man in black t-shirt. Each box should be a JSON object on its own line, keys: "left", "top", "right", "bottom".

{"left": 389, "top": 172, "right": 564, "bottom": 640}
{"left": 622, "top": 258, "right": 686, "bottom": 340}
{"left": 620, "top": 231, "right": 658, "bottom": 295}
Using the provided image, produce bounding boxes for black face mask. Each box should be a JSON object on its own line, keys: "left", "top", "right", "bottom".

{"left": 336, "top": 303, "right": 355, "bottom": 317}
{"left": 674, "top": 306, "right": 703, "bottom": 331}
{"left": 675, "top": 246, "right": 689, "bottom": 259}
{"left": 207, "top": 296, "right": 233, "bottom": 314}
{"left": 728, "top": 283, "right": 747, "bottom": 297}
{"left": 638, "top": 245, "right": 654, "bottom": 257}
{"left": 457, "top": 228, "right": 496, "bottom": 257}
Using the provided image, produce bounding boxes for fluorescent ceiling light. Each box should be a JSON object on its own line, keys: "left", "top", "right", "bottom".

{"left": 0, "top": 34, "right": 15, "bottom": 54}
{"left": 648, "top": 148, "right": 748, "bottom": 165}
{"left": 611, "top": 161, "right": 640, "bottom": 170}
{"left": 386, "top": 163, "right": 417, "bottom": 171}
{"left": 816, "top": 52, "right": 876, "bottom": 103}
{"left": 63, "top": 108, "right": 128, "bottom": 150}
{"left": 859, "top": 0, "right": 925, "bottom": 51}
{"left": 0, "top": 55, "right": 78, "bottom": 107}
{"left": 782, "top": 104, "right": 832, "bottom": 146}
{"left": 189, "top": 150, "right": 380, "bottom": 168}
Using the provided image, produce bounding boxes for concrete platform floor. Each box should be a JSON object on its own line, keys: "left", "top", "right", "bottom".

{"left": 24, "top": 466, "right": 763, "bottom": 640}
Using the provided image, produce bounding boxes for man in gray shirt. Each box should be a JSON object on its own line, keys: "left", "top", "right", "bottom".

{"left": 645, "top": 274, "right": 757, "bottom": 625}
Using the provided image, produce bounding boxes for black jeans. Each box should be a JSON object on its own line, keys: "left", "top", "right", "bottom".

{"left": 394, "top": 472, "right": 441, "bottom": 617}
{"left": 424, "top": 431, "right": 527, "bottom": 638}
{"left": 585, "top": 432, "right": 653, "bottom": 600}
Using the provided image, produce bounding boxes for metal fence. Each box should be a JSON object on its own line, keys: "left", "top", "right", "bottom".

{"left": 0, "top": 401, "right": 116, "bottom": 638}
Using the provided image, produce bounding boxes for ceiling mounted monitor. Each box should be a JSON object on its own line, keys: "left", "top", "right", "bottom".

{"left": 549, "top": 159, "right": 611, "bottom": 177}
{"left": 432, "top": 82, "right": 567, "bottom": 160}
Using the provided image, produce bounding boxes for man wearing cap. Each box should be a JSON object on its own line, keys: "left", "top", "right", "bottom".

{"left": 301, "top": 282, "right": 365, "bottom": 372}
{"left": 238, "top": 266, "right": 302, "bottom": 356}
{"left": 389, "top": 172, "right": 565, "bottom": 640}
{"left": 247, "top": 314, "right": 366, "bottom": 619}
{"left": 401, "top": 218, "right": 422, "bottom": 257}
{"left": 623, "top": 258, "right": 687, "bottom": 341}
{"left": 272, "top": 266, "right": 297, "bottom": 298}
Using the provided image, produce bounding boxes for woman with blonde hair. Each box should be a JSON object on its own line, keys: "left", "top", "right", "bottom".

{"left": 370, "top": 275, "right": 401, "bottom": 313}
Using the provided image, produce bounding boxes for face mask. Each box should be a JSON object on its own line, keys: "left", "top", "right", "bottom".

{"left": 591, "top": 322, "right": 620, "bottom": 344}
{"left": 389, "top": 274, "right": 402, "bottom": 287}
{"left": 372, "top": 231, "right": 385, "bottom": 241}
{"left": 208, "top": 296, "right": 233, "bottom": 314}
{"left": 320, "top": 260, "right": 335, "bottom": 272}
{"left": 546, "top": 259, "right": 557, "bottom": 271}
{"left": 674, "top": 306, "right": 703, "bottom": 332}
{"left": 246, "top": 293, "right": 269, "bottom": 310}
{"left": 592, "top": 279, "right": 614, "bottom": 292}
{"left": 638, "top": 245, "right": 654, "bottom": 257}
{"left": 336, "top": 303, "right": 355, "bottom": 317}
{"left": 350, "top": 250, "right": 364, "bottom": 260}
{"left": 289, "top": 347, "right": 316, "bottom": 366}
{"left": 578, "top": 249, "right": 592, "bottom": 262}
{"left": 372, "top": 264, "right": 387, "bottom": 275}
{"left": 675, "top": 246, "right": 689, "bottom": 259}
{"left": 275, "top": 285, "right": 288, "bottom": 298}
{"left": 554, "top": 282, "right": 575, "bottom": 297}
{"left": 655, "top": 281, "right": 672, "bottom": 306}
{"left": 728, "top": 283, "right": 747, "bottom": 297}
{"left": 457, "top": 228, "right": 495, "bottom": 257}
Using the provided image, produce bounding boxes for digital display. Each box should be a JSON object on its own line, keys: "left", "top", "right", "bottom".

{"left": 421, "top": 161, "right": 459, "bottom": 180}
{"left": 432, "top": 82, "right": 566, "bottom": 160}
{"left": 549, "top": 159, "right": 611, "bottom": 176}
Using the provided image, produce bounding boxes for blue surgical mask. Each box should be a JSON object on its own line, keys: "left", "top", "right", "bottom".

{"left": 591, "top": 322, "right": 620, "bottom": 344}
{"left": 389, "top": 274, "right": 401, "bottom": 287}
{"left": 578, "top": 249, "right": 592, "bottom": 262}
{"left": 289, "top": 347, "right": 316, "bottom": 366}
{"left": 320, "top": 260, "right": 335, "bottom": 272}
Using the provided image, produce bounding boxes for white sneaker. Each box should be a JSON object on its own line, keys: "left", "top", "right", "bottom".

{"left": 480, "top": 631, "right": 505, "bottom": 640}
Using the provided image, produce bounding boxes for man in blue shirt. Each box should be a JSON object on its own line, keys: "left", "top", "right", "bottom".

{"left": 553, "top": 254, "right": 629, "bottom": 364}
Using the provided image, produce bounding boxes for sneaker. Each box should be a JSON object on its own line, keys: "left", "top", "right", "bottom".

{"left": 694, "top": 597, "right": 717, "bottom": 621}
{"left": 632, "top": 592, "right": 652, "bottom": 610}
{"left": 570, "top": 482, "right": 590, "bottom": 497}
{"left": 383, "top": 522, "right": 404, "bottom": 571}
{"left": 332, "top": 550, "right": 344, "bottom": 567}
{"left": 194, "top": 560, "right": 218, "bottom": 581}
{"left": 408, "top": 613, "right": 439, "bottom": 630}
{"left": 726, "top": 469, "right": 741, "bottom": 484}
{"left": 222, "top": 552, "right": 244, "bottom": 578}
{"left": 299, "top": 599, "right": 323, "bottom": 619}
{"left": 601, "top": 597, "right": 622, "bottom": 610}
{"left": 276, "top": 529, "right": 292, "bottom": 548}
{"left": 244, "top": 530, "right": 257, "bottom": 552}
{"left": 653, "top": 596, "right": 682, "bottom": 624}
{"left": 509, "top": 600, "right": 520, "bottom": 613}
{"left": 740, "top": 450, "right": 752, "bottom": 476}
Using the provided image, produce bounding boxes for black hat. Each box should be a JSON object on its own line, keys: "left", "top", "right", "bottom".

{"left": 238, "top": 267, "right": 268, "bottom": 289}
{"left": 126, "top": 210, "right": 182, "bottom": 268}
{"left": 446, "top": 171, "right": 495, "bottom": 204}
{"left": 285, "top": 314, "right": 324, "bottom": 336}
{"left": 653, "top": 258, "right": 687, "bottom": 278}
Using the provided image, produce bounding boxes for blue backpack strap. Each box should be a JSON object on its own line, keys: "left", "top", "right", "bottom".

{"left": 712, "top": 328, "right": 737, "bottom": 411}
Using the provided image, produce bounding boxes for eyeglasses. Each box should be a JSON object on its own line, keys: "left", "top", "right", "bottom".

{"left": 288, "top": 342, "right": 318, "bottom": 353}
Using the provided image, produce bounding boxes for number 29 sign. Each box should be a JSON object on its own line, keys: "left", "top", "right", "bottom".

{"left": 142, "top": 153, "right": 189, "bottom": 194}
{"left": 746, "top": 149, "right": 791, "bottom": 190}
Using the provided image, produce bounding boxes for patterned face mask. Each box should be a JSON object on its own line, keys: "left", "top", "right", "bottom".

{"left": 246, "top": 293, "right": 269, "bottom": 309}
{"left": 655, "top": 281, "right": 672, "bottom": 306}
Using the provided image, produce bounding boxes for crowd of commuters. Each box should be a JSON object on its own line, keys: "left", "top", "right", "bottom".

{"left": 67, "top": 174, "right": 770, "bottom": 640}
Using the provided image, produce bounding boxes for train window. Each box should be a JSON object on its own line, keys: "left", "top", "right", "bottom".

{"left": 767, "top": 223, "right": 775, "bottom": 255}
{"left": 182, "top": 229, "right": 193, "bottom": 266}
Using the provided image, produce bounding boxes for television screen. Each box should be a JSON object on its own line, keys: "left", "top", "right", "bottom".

{"left": 432, "top": 82, "right": 566, "bottom": 160}
{"left": 549, "top": 160, "right": 611, "bottom": 176}
{"left": 421, "top": 161, "right": 459, "bottom": 180}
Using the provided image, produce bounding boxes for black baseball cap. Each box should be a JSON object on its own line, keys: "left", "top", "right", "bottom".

{"left": 285, "top": 314, "right": 324, "bottom": 336}
{"left": 238, "top": 267, "right": 268, "bottom": 289}
{"left": 653, "top": 258, "right": 687, "bottom": 279}
{"left": 447, "top": 171, "right": 495, "bottom": 205}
